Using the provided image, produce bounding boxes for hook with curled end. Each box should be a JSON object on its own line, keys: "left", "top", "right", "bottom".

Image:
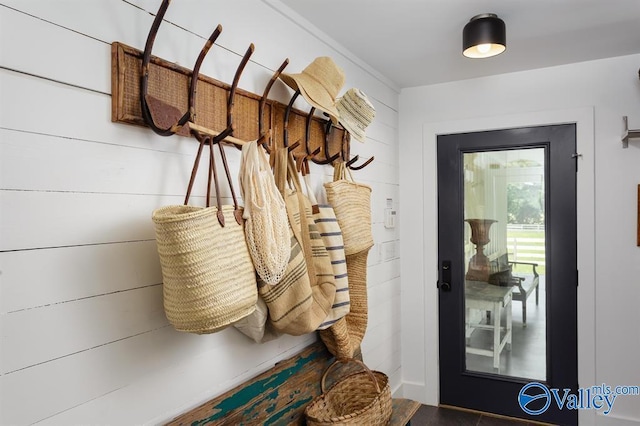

{"left": 282, "top": 90, "right": 302, "bottom": 152}
{"left": 310, "top": 118, "right": 341, "bottom": 165}
{"left": 185, "top": 37, "right": 253, "bottom": 226}
{"left": 215, "top": 43, "right": 255, "bottom": 148}
{"left": 140, "top": 0, "right": 222, "bottom": 136}
{"left": 346, "top": 154, "right": 375, "bottom": 170}
{"left": 188, "top": 41, "right": 255, "bottom": 149}
{"left": 258, "top": 58, "right": 289, "bottom": 153}
{"left": 341, "top": 131, "right": 374, "bottom": 170}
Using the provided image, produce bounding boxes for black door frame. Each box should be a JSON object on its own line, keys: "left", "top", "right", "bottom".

{"left": 436, "top": 124, "right": 578, "bottom": 425}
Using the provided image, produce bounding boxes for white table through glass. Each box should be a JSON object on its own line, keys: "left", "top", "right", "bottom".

{"left": 465, "top": 280, "right": 513, "bottom": 370}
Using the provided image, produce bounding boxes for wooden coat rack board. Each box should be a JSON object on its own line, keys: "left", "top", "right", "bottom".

{"left": 111, "top": 41, "right": 349, "bottom": 164}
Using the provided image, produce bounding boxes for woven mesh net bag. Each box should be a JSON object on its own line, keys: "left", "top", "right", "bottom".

{"left": 239, "top": 140, "right": 290, "bottom": 285}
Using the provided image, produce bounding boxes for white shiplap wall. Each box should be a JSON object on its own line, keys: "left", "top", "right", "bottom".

{"left": 0, "top": 1, "right": 400, "bottom": 424}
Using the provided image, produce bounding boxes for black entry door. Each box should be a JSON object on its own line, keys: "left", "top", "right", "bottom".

{"left": 437, "top": 125, "right": 577, "bottom": 425}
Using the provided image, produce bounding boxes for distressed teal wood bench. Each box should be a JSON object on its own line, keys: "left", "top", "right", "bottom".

{"left": 167, "top": 340, "right": 421, "bottom": 425}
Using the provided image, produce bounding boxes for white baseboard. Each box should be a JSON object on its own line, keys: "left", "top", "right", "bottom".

{"left": 396, "top": 381, "right": 431, "bottom": 405}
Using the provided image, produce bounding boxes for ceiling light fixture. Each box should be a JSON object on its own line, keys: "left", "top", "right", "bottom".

{"left": 463, "top": 13, "right": 506, "bottom": 59}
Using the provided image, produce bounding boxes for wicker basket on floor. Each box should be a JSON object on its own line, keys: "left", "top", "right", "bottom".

{"left": 305, "top": 359, "right": 392, "bottom": 425}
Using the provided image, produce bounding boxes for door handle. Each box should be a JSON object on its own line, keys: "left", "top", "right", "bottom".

{"left": 439, "top": 260, "right": 452, "bottom": 292}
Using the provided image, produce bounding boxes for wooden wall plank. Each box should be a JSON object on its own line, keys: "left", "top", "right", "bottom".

{"left": 0, "top": 325, "right": 313, "bottom": 425}
{"left": 0, "top": 128, "right": 231, "bottom": 196}
{"left": 368, "top": 278, "right": 401, "bottom": 328}
{"left": 0, "top": 240, "right": 162, "bottom": 313}
{"left": 368, "top": 259, "right": 401, "bottom": 289}
{"left": 1, "top": 285, "right": 167, "bottom": 374}
{"left": 0, "top": 128, "right": 395, "bottom": 201}
{"left": 0, "top": 5, "right": 111, "bottom": 93}
{"left": 0, "top": 1, "right": 277, "bottom": 97}
{"left": 0, "top": 70, "right": 149, "bottom": 148}
{"left": 31, "top": 335, "right": 316, "bottom": 426}
{"left": 0, "top": 190, "right": 170, "bottom": 250}
{"left": 369, "top": 99, "right": 399, "bottom": 130}
{"left": 368, "top": 122, "right": 398, "bottom": 147}
{"left": 367, "top": 347, "right": 402, "bottom": 382}
{"left": 0, "top": 326, "right": 178, "bottom": 426}
{"left": 0, "top": 151, "right": 398, "bottom": 250}
{"left": 363, "top": 315, "right": 402, "bottom": 360}
{"left": 353, "top": 136, "right": 399, "bottom": 165}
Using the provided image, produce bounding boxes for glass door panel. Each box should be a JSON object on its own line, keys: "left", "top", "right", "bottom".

{"left": 463, "top": 148, "right": 546, "bottom": 380}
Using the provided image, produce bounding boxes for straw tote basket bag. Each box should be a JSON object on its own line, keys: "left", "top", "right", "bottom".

{"left": 262, "top": 149, "right": 336, "bottom": 335}
{"left": 324, "top": 162, "right": 374, "bottom": 256}
{"left": 152, "top": 139, "right": 257, "bottom": 334}
{"left": 304, "top": 359, "right": 392, "bottom": 425}
{"left": 303, "top": 173, "right": 350, "bottom": 330}
{"left": 238, "top": 140, "right": 289, "bottom": 284}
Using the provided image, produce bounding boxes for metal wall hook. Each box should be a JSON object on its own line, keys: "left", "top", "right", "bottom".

{"left": 345, "top": 155, "right": 360, "bottom": 168}
{"left": 283, "top": 90, "right": 300, "bottom": 148}
{"left": 188, "top": 42, "right": 254, "bottom": 149}
{"left": 304, "top": 106, "right": 316, "bottom": 155}
{"left": 622, "top": 115, "right": 640, "bottom": 148}
{"left": 347, "top": 155, "right": 375, "bottom": 170}
{"left": 218, "top": 43, "right": 255, "bottom": 148}
{"left": 188, "top": 24, "right": 223, "bottom": 122}
{"left": 303, "top": 106, "right": 334, "bottom": 163}
{"left": 141, "top": 0, "right": 201, "bottom": 136}
{"left": 342, "top": 132, "right": 374, "bottom": 170}
{"left": 258, "top": 58, "right": 289, "bottom": 153}
{"left": 311, "top": 118, "right": 340, "bottom": 165}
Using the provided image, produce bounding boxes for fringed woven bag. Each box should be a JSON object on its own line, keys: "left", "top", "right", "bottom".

{"left": 304, "top": 359, "right": 392, "bottom": 426}
{"left": 324, "top": 162, "right": 373, "bottom": 256}
{"left": 152, "top": 140, "right": 257, "bottom": 334}
{"left": 319, "top": 248, "right": 371, "bottom": 359}
{"left": 319, "top": 162, "right": 373, "bottom": 358}
{"left": 303, "top": 174, "right": 350, "bottom": 330}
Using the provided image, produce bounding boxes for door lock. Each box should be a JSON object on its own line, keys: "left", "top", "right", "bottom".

{"left": 439, "top": 260, "right": 452, "bottom": 292}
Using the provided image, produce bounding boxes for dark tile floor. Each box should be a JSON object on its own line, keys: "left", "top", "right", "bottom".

{"left": 410, "top": 405, "right": 544, "bottom": 425}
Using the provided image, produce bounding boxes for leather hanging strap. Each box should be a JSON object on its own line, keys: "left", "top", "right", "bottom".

{"left": 216, "top": 142, "right": 244, "bottom": 225}
{"left": 184, "top": 137, "right": 214, "bottom": 207}
{"left": 182, "top": 136, "right": 243, "bottom": 227}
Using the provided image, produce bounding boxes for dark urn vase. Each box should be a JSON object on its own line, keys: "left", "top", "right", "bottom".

{"left": 465, "top": 219, "right": 497, "bottom": 282}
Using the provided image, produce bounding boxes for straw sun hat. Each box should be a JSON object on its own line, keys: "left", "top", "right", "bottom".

{"left": 336, "top": 88, "right": 376, "bottom": 143}
{"left": 280, "top": 57, "right": 345, "bottom": 124}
